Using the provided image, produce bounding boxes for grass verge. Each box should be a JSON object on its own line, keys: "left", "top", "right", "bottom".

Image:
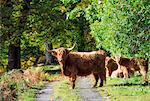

{"left": 97, "top": 73, "right": 150, "bottom": 101}
{"left": 53, "top": 79, "right": 82, "bottom": 101}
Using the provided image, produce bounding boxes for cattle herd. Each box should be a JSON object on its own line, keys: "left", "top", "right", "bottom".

{"left": 106, "top": 56, "right": 148, "bottom": 83}
{"left": 47, "top": 45, "right": 149, "bottom": 89}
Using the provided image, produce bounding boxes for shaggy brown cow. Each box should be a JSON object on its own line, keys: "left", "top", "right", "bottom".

{"left": 47, "top": 45, "right": 106, "bottom": 89}
{"left": 105, "top": 57, "right": 118, "bottom": 77}
{"left": 114, "top": 56, "right": 149, "bottom": 83}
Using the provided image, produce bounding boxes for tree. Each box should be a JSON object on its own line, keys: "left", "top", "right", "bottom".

{"left": 1, "top": 0, "right": 95, "bottom": 69}
{"left": 61, "top": 0, "right": 149, "bottom": 58}
{"left": 63, "top": 0, "right": 96, "bottom": 51}
{"left": 1, "top": 0, "right": 31, "bottom": 70}
{"left": 45, "top": 42, "right": 54, "bottom": 65}
{"left": 86, "top": 0, "right": 150, "bottom": 58}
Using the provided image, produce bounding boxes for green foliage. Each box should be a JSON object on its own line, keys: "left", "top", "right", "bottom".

{"left": 84, "top": 0, "right": 102, "bottom": 23}
{"left": 63, "top": 0, "right": 97, "bottom": 51}
{"left": 89, "top": 0, "right": 150, "bottom": 58}
{"left": 1, "top": 0, "right": 87, "bottom": 63}
{"left": 61, "top": 0, "right": 80, "bottom": 7}
{"left": 1, "top": 0, "right": 149, "bottom": 67}
{"left": 97, "top": 74, "right": 150, "bottom": 101}
{"left": 1, "top": 0, "right": 97, "bottom": 64}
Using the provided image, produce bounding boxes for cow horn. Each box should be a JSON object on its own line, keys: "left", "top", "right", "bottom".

{"left": 67, "top": 43, "right": 76, "bottom": 51}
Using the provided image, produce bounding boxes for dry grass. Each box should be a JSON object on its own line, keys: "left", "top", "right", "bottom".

{"left": 0, "top": 66, "right": 60, "bottom": 101}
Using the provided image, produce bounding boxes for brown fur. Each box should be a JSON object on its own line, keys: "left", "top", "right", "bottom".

{"left": 48, "top": 48, "right": 106, "bottom": 89}
{"left": 105, "top": 57, "right": 118, "bottom": 77}
{"left": 115, "top": 56, "right": 148, "bottom": 83}
{"left": 111, "top": 69, "right": 124, "bottom": 78}
{"left": 112, "top": 66, "right": 129, "bottom": 78}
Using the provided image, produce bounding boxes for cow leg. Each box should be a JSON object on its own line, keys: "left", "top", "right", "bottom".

{"left": 98, "top": 72, "right": 106, "bottom": 87}
{"left": 123, "top": 68, "right": 129, "bottom": 78}
{"left": 60, "top": 67, "right": 63, "bottom": 75}
{"left": 72, "top": 75, "right": 76, "bottom": 89}
{"left": 93, "top": 74, "right": 99, "bottom": 87}
{"left": 99, "top": 79, "right": 103, "bottom": 87}
{"left": 140, "top": 70, "right": 148, "bottom": 84}
{"left": 69, "top": 75, "right": 76, "bottom": 89}
{"left": 60, "top": 66, "right": 64, "bottom": 76}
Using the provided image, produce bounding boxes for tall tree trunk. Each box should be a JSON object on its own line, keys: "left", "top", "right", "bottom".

{"left": 7, "top": 0, "right": 30, "bottom": 70}
{"left": 8, "top": 43, "right": 21, "bottom": 70}
{"left": 45, "top": 42, "right": 54, "bottom": 65}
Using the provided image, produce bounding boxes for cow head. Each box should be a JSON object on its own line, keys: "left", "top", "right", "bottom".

{"left": 47, "top": 44, "right": 75, "bottom": 75}
{"left": 46, "top": 44, "right": 75, "bottom": 74}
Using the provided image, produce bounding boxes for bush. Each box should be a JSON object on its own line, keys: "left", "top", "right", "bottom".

{"left": 0, "top": 67, "right": 51, "bottom": 101}
{"left": 89, "top": 0, "right": 150, "bottom": 58}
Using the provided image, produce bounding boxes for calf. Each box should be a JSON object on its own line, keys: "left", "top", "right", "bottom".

{"left": 105, "top": 57, "right": 118, "bottom": 77}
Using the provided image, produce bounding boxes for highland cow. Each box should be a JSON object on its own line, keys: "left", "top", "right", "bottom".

{"left": 47, "top": 44, "right": 106, "bottom": 89}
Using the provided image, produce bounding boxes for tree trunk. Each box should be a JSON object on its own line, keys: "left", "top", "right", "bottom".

{"left": 8, "top": 44, "right": 21, "bottom": 70}
{"left": 7, "top": 0, "right": 30, "bottom": 70}
{"left": 45, "top": 42, "right": 54, "bottom": 65}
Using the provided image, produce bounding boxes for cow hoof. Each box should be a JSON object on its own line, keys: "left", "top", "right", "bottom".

{"left": 142, "top": 81, "right": 149, "bottom": 86}
{"left": 72, "top": 84, "right": 75, "bottom": 89}
{"left": 92, "top": 85, "right": 97, "bottom": 88}
{"left": 99, "top": 85, "right": 103, "bottom": 87}
{"left": 99, "top": 84, "right": 103, "bottom": 87}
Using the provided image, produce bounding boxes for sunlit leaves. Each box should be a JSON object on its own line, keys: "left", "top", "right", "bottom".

{"left": 89, "top": 0, "right": 150, "bottom": 58}
{"left": 2, "top": 0, "right": 149, "bottom": 60}
{"left": 60, "top": 0, "right": 80, "bottom": 6}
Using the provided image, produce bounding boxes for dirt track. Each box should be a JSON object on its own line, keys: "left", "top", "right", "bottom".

{"left": 76, "top": 76, "right": 107, "bottom": 101}
{"left": 36, "top": 81, "right": 60, "bottom": 101}
{"left": 36, "top": 76, "right": 108, "bottom": 101}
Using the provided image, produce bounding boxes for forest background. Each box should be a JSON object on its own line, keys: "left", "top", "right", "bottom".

{"left": 0, "top": 0, "right": 149, "bottom": 70}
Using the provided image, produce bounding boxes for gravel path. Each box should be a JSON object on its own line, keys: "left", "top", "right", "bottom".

{"left": 36, "top": 81, "right": 62, "bottom": 101}
{"left": 76, "top": 76, "right": 107, "bottom": 101}
{"left": 36, "top": 76, "right": 108, "bottom": 101}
